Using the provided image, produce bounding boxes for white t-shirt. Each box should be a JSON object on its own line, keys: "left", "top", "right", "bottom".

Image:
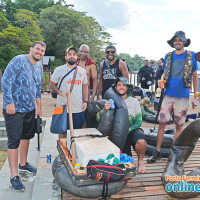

{"left": 51, "top": 64, "right": 87, "bottom": 113}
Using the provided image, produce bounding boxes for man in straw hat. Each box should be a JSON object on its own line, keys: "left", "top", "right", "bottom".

{"left": 147, "top": 31, "right": 199, "bottom": 163}
{"left": 140, "top": 97, "right": 156, "bottom": 118}
{"left": 97, "top": 76, "right": 147, "bottom": 173}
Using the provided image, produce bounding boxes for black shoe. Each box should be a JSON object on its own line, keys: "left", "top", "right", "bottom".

{"left": 185, "top": 118, "right": 189, "bottom": 122}
{"left": 19, "top": 162, "right": 37, "bottom": 173}
{"left": 147, "top": 150, "right": 161, "bottom": 163}
{"left": 10, "top": 176, "right": 25, "bottom": 192}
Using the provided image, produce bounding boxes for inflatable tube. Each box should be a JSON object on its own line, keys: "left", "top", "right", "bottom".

{"left": 85, "top": 99, "right": 107, "bottom": 128}
{"left": 162, "top": 119, "right": 200, "bottom": 199}
{"left": 143, "top": 128, "right": 174, "bottom": 148}
{"left": 143, "top": 115, "right": 158, "bottom": 124}
{"left": 146, "top": 144, "right": 170, "bottom": 158}
{"left": 97, "top": 109, "right": 114, "bottom": 136}
{"left": 132, "top": 86, "right": 144, "bottom": 98}
{"left": 110, "top": 108, "right": 129, "bottom": 150}
{"left": 104, "top": 87, "right": 129, "bottom": 150}
{"left": 52, "top": 155, "right": 127, "bottom": 198}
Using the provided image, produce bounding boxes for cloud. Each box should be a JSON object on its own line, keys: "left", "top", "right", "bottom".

{"left": 68, "top": 0, "right": 200, "bottom": 60}
{"left": 67, "top": 0, "right": 129, "bottom": 28}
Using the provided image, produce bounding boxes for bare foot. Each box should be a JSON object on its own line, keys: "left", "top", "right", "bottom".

{"left": 138, "top": 160, "right": 146, "bottom": 173}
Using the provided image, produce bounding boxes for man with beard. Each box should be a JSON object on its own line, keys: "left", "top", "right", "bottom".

{"left": 97, "top": 45, "right": 129, "bottom": 99}
{"left": 77, "top": 44, "right": 97, "bottom": 102}
{"left": 1, "top": 41, "right": 46, "bottom": 191}
{"left": 50, "top": 47, "right": 88, "bottom": 139}
{"left": 97, "top": 77, "right": 147, "bottom": 173}
{"left": 147, "top": 31, "right": 199, "bottom": 163}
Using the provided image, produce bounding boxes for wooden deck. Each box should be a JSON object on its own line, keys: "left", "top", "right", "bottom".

{"left": 62, "top": 121, "right": 200, "bottom": 200}
{"left": 62, "top": 103, "right": 200, "bottom": 200}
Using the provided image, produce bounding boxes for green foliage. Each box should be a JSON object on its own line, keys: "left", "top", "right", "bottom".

{"left": 118, "top": 53, "right": 146, "bottom": 72}
{"left": 0, "top": 12, "right": 10, "bottom": 31}
{"left": 0, "top": 0, "right": 17, "bottom": 24}
{"left": 15, "top": 0, "right": 55, "bottom": 15}
{"left": 0, "top": 9, "right": 44, "bottom": 50}
{"left": 0, "top": 9, "right": 44, "bottom": 68}
{"left": 0, "top": 26, "right": 31, "bottom": 50}
{"left": 49, "top": 59, "right": 64, "bottom": 70}
{"left": 39, "top": 5, "right": 111, "bottom": 61}
{"left": 0, "top": 43, "right": 24, "bottom": 69}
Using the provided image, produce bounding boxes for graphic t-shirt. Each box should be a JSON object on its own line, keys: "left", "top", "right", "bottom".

{"left": 51, "top": 64, "right": 87, "bottom": 113}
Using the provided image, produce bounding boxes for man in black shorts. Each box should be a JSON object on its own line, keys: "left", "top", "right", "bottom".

{"left": 97, "top": 77, "right": 147, "bottom": 173}
{"left": 1, "top": 41, "right": 46, "bottom": 191}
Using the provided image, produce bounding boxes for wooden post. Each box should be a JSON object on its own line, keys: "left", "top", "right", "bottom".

{"left": 67, "top": 93, "right": 76, "bottom": 167}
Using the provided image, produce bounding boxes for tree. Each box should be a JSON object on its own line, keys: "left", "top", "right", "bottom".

{"left": 0, "top": 44, "right": 24, "bottom": 69}
{"left": 0, "top": 9, "right": 44, "bottom": 68}
{"left": 118, "top": 53, "right": 146, "bottom": 72}
{"left": 39, "top": 5, "right": 111, "bottom": 61}
{"left": 0, "top": 11, "right": 10, "bottom": 31}
{"left": 14, "top": 9, "right": 44, "bottom": 42}
{"left": 0, "top": 0, "right": 17, "bottom": 24}
{"left": 0, "top": 9, "right": 44, "bottom": 51}
{"left": 14, "top": 0, "right": 55, "bottom": 15}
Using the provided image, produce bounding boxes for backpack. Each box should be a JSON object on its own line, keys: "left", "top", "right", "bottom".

{"left": 86, "top": 160, "right": 126, "bottom": 199}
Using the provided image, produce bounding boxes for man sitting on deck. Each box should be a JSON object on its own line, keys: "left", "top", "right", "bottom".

{"left": 96, "top": 76, "right": 147, "bottom": 173}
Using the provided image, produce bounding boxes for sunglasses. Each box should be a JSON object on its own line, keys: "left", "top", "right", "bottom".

{"left": 106, "top": 50, "right": 116, "bottom": 54}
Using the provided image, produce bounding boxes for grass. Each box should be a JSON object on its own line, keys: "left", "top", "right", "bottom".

{"left": 0, "top": 148, "right": 7, "bottom": 170}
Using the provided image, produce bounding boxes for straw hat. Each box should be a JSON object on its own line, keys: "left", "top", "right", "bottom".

{"left": 156, "top": 88, "right": 161, "bottom": 98}
{"left": 140, "top": 97, "right": 151, "bottom": 106}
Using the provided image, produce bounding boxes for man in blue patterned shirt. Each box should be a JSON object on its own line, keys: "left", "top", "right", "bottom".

{"left": 1, "top": 41, "right": 46, "bottom": 192}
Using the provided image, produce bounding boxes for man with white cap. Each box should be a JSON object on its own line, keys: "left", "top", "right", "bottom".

{"left": 147, "top": 31, "right": 198, "bottom": 163}
{"left": 50, "top": 47, "right": 88, "bottom": 139}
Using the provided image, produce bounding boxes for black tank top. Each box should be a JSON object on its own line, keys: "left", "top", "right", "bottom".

{"left": 102, "top": 59, "right": 122, "bottom": 97}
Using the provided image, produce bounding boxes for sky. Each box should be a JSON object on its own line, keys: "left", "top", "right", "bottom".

{"left": 67, "top": 0, "right": 200, "bottom": 61}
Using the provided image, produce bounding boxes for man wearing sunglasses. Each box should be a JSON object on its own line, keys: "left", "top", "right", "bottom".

{"left": 97, "top": 45, "right": 129, "bottom": 99}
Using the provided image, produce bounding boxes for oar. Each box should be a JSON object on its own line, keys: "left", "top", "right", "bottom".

{"left": 67, "top": 93, "right": 76, "bottom": 167}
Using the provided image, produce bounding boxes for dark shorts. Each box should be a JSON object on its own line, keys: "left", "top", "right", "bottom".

{"left": 67, "top": 111, "right": 84, "bottom": 130}
{"left": 122, "top": 128, "right": 146, "bottom": 157}
{"left": 3, "top": 109, "right": 35, "bottom": 149}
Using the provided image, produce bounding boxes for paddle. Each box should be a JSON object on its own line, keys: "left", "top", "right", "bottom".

{"left": 67, "top": 93, "right": 76, "bottom": 167}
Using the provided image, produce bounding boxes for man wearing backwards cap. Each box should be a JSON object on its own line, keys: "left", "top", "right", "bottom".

{"left": 97, "top": 45, "right": 129, "bottom": 99}
{"left": 50, "top": 47, "right": 88, "bottom": 139}
{"left": 147, "top": 31, "right": 198, "bottom": 163}
{"left": 97, "top": 76, "right": 147, "bottom": 173}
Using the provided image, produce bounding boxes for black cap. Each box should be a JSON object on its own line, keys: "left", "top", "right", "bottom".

{"left": 167, "top": 31, "right": 190, "bottom": 48}
{"left": 105, "top": 45, "right": 116, "bottom": 51}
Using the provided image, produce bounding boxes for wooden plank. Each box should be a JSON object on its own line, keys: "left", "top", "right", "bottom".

{"left": 145, "top": 185, "right": 165, "bottom": 191}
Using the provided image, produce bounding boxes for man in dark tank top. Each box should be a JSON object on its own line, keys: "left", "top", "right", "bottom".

{"left": 97, "top": 45, "right": 129, "bottom": 99}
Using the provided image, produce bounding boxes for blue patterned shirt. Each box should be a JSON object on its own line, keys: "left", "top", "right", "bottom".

{"left": 1, "top": 55, "right": 43, "bottom": 112}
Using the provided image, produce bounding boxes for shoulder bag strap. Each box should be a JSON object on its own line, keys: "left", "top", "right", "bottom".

{"left": 57, "top": 66, "right": 76, "bottom": 89}
{"left": 69, "top": 66, "right": 78, "bottom": 93}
